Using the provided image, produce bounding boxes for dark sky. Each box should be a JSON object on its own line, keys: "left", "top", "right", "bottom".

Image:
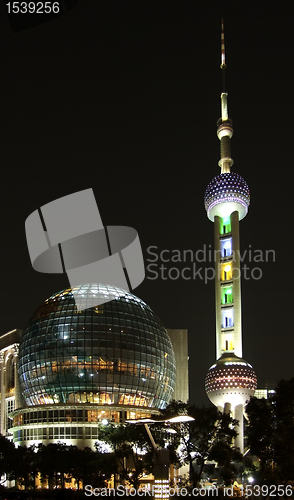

{"left": 1, "top": 0, "right": 293, "bottom": 406}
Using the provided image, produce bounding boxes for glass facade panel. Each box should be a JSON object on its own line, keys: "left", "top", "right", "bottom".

{"left": 221, "top": 287, "right": 233, "bottom": 305}
{"left": 220, "top": 238, "right": 232, "bottom": 257}
{"left": 220, "top": 216, "right": 231, "bottom": 235}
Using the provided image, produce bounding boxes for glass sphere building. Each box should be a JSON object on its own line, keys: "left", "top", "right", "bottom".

{"left": 18, "top": 284, "right": 176, "bottom": 409}
{"left": 11, "top": 285, "right": 176, "bottom": 448}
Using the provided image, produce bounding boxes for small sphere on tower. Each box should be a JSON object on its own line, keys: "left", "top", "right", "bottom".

{"left": 205, "top": 352, "right": 257, "bottom": 408}
{"left": 204, "top": 172, "right": 250, "bottom": 222}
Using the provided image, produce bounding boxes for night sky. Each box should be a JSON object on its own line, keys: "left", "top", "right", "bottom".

{"left": 1, "top": 0, "right": 293, "bottom": 406}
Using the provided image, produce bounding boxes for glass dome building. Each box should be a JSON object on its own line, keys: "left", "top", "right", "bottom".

{"left": 18, "top": 284, "right": 176, "bottom": 409}
{"left": 11, "top": 285, "right": 176, "bottom": 448}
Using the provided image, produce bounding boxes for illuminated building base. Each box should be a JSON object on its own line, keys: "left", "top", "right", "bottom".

{"left": 10, "top": 404, "right": 156, "bottom": 448}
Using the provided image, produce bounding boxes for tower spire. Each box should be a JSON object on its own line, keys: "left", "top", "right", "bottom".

{"left": 220, "top": 18, "right": 226, "bottom": 92}
{"left": 217, "top": 18, "right": 234, "bottom": 173}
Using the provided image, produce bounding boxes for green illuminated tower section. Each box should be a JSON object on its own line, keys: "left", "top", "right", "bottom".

{"left": 204, "top": 20, "right": 257, "bottom": 453}
{"left": 214, "top": 212, "right": 243, "bottom": 359}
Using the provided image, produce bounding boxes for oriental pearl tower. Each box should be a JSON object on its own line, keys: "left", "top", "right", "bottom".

{"left": 204, "top": 21, "right": 257, "bottom": 453}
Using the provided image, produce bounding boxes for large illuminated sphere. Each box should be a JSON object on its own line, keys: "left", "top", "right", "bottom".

{"left": 204, "top": 172, "right": 250, "bottom": 221}
{"left": 205, "top": 353, "right": 257, "bottom": 407}
{"left": 18, "top": 284, "right": 176, "bottom": 409}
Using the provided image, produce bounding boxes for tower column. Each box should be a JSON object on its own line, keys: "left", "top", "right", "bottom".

{"left": 224, "top": 402, "right": 231, "bottom": 414}
{"left": 214, "top": 215, "right": 222, "bottom": 359}
{"left": 234, "top": 404, "right": 244, "bottom": 454}
{"left": 231, "top": 211, "right": 242, "bottom": 357}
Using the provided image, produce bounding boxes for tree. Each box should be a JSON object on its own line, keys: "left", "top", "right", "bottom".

{"left": 37, "top": 442, "right": 71, "bottom": 489}
{"left": 14, "top": 445, "right": 39, "bottom": 490}
{"left": 246, "top": 378, "right": 294, "bottom": 483}
{"left": 0, "top": 435, "right": 16, "bottom": 484}
{"left": 97, "top": 423, "right": 130, "bottom": 486}
{"left": 159, "top": 401, "right": 242, "bottom": 486}
{"left": 273, "top": 378, "right": 294, "bottom": 481}
{"left": 97, "top": 422, "right": 153, "bottom": 489}
{"left": 122, "top": 424, "right": 153, "bottom": 490}
{"left": 245, "top": 395, "right": 274, "bottom": 480}
{"left": 68, "top": 446, "right": 116, "bottom": 489}
{"left": 67, "top": 446, "right": 92, "bottom": 489}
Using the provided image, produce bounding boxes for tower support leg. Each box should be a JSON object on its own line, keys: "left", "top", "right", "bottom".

{"left": 234, "top": 404, "right": 244, "bottom": 454}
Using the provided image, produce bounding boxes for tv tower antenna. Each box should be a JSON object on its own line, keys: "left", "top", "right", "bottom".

{"left": 221, "top": 18, "right": 226, "bottom": 92}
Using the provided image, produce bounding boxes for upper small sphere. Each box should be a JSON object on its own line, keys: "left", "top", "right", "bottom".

{"left": 204, "top": 172, "right": 250, "bottom": 221}
{"left": 18, "top": 284, "right": 176, "bottom": 409}
{"left": 205, "top": 352, "right": 257, "bottom": 407}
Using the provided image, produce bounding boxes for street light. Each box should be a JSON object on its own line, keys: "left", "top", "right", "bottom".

{"left": 126, "top": 415, "right": 195, "bottom": 498}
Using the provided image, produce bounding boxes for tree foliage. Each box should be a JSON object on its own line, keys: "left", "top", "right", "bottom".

{"left": 159, "top": 401, "right": 242, "bottom": 486}
{"left": 96, "top": 422, "right": 153, "bottom": 489}
{"left": 1, "top": 395, "right": 273, "bottom": 490}
{"left": 246, "top": 378, "right": 294, "bottom": 482}
{"left": 0, "top": 435, "right": 16, "bottom": 483}
{"left": 0, "top": 438, "right": 114, "bottom": 490}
